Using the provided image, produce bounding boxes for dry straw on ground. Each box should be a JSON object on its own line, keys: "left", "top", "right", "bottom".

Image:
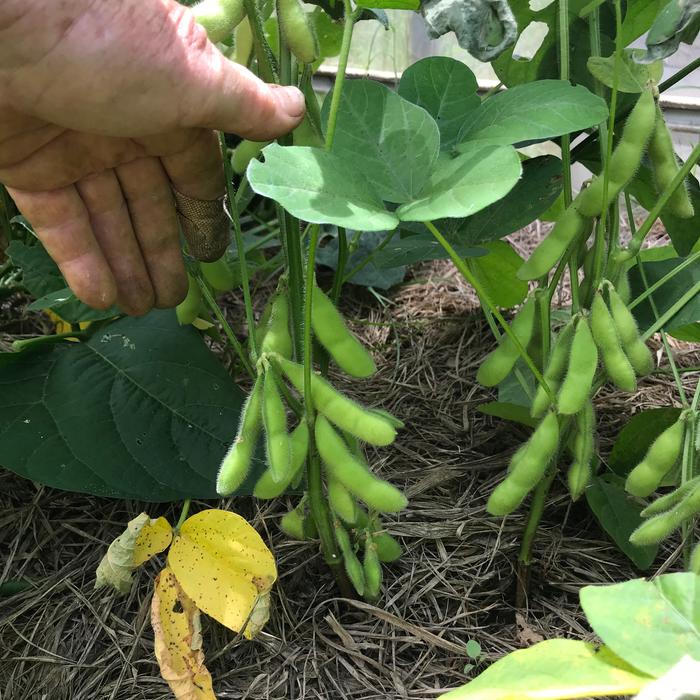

{"left": 0, "top": 231, "right": 698, "bottom": 700}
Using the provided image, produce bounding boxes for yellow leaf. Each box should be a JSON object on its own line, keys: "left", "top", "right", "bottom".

{"left": 45, "top": 310, "right": 91, "bottom": 336}
{"left": 168, "top": 509, "right": 276, "bottom": 635}
{"left": 151, "top": 567, "right": 216, "bottom": 700}
{"left": 134, "top": 516, "right": 173, "bottom": 567}
{"left": 96, "top": 513, "right": 172, "bottom": 593}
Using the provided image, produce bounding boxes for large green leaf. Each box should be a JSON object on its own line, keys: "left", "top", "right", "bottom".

{"left": 585, "top": 474, "right": 658, "bottom": 571}
{"left": 457, "top": 80, "right": 608, "bottom": 147}
{"left": 321, "top": 79, "right": 440, "bottom": 203}
{"left": 398, "top": 57, "right": 480, "bottom": 150}
{"left": 441, "top": 639, "right": 650, "bottom": 699}
{"left": 247, "top": 144, "right": 399, "bottom": 231}
{"left": 467, "top": 241, "right": 528, "bottom": 308}
{"left": 587, "top": 50, "right": 663, "bottom": 94}
{"left": 396, "top": 144, "right": 521, "bottom": 221}
{"left": 580, "top": 572, "right": 700, "bottom": 678}
{"left": 609, "top": 407, "right": 683, "bottom": 477}
{"left": 628, "top": 257, "right": 700, "bottom": 332}
{"left": 0, "top": 311, "right": 254, "bottom": 501}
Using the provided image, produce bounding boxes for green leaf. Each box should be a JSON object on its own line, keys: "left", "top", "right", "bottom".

{"left": 478, "top": 401, "right": 537, "bottom": 428}
{"left": 372, "top": 232, "right": 485, "bottom": 269}
{"left": 580, "top": 572, "right": 700, "bottom": 678}
{"left": 457, "top": 80, "right": 608, "bottom": 147}
{"left": 587, "top": 50, "right": 663, "bottom": 93}
{"left": 398, "top": 57, "right": 480, "bottom": 150}
{"left": 467, "top": 241, "right": 528, "bottom": 308}
{"left": 465, "top": 640, "right": 482, "bottom": 660}
{"left": 628, "top": 257, "right": 700, "bottom": 332}
{"left": 7, "top": 240, "right": 118, "bottom": 323}
{"left": 311, "top": 8, "right": 343, "bottom": 58}
{"left": 669, "top": 322, "right": 700, "bottom": 342}
{"left": 585, "top": 474, "right": 658, "bottom": 571}
{"left": 321, "top": 79, "right": 440, "bottom": 203}
{"left": 0, "top": 311, "right": 255, "bottom": 501}
{"left": 441, "top": 639, "right": 650, "bottom": 699}
{"left": 609, "top": 407, "right": 683, "bottom": 477}
{"left": 642, "top": 0, "right": 700, "bottom": 62}
{"left": 355, "top": 0, "right": 418, "bottom": 8}
{"left": 316, "top": 230, "right": 407, "bottom": 289}
{"left": 247, "top": 144, "right": 398, "bottom": 231}
{"left": 446, "top": 155, "right": 563, "bottom": 246}
{"left": 619, "top": 1, "right": 669, "bottom": 45}
{"left": 396, "top": 144, "right": 521, "bottom": 221}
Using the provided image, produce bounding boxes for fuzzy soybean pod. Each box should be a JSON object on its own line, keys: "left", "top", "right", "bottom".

{"left": 640, "top": 476, "right": 700, "bottom": 518}
{"left": 363, "top": 536, "right": 383, "bottom": 602}
{"left": 648, "top": 104, "right": 695, "bottom": 219}
{"left": 335, "top": 522, "right": 365, "bottom": 596}
{"left": 567, "top": 400, "right": 596, "bottom": 500}
{"left": 518, "top": 206, "right": 588, "bottom": 281}
{"left": 261, "top": 294, "right": 293, "bottom": 359}
{"left": 253, "top": 421, "right": 309, "bottom": 499}
{"left": 630, "top": 481, "right": 700, "bottom": 546}
{"left": 262, "top": 370, "right": 292, "bottom": 483}
{"left": 176, "top": 274, "right": 203, "bottom": 326}
{"left": 217, "top": 376, "right": 263, "bottom": 496}
{"left": 590, "top": 292, "right": 637, "bottom": 392}
{"left": 315, "top": 416, "right": 407, "bottom": 512}
{"left": 274, "top": 355, "right": 397, "bottom": 446}
{"left": 192, "top": 0, "right": 246, "bottom": 42}
{"left": 277, "top": 0, "right": 319, "bottom": 64}
{"left": 531, "top": 321, "right": 576, "bottom": 418}
{"left": 575, "top": 90, "right": 657, "bottom": 219}
{"left": 311, "top": 285, "right": 376, "bottom": 378}
{"left": 477, "top": 296, "right": 537, "bottom": 387}
{"left": 327, "top": 475, "right": 359, "bottom": 524}
{"left": 625, "top": 416, "right": 687, "bottom": 498}
{"left": 691, "top": 543, "right": 700, "bottom": 575}
{"left": 606, "top": 284, "right": 654, "bottom": 377}
{"left": 201, "top": 257, "right": 236, "bottom": 292}
{"left": 373, "top": 532, "right": 403, "bottom": 562}
{"left": 487, "top": 412, "right": 560, "bottom": 516}
{"left": 557, "top": 318, "right": 598, "bottom": 416}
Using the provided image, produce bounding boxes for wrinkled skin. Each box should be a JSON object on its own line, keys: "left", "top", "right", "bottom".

{"left": 0, "top": 0, "right": 305, "bottom": 314}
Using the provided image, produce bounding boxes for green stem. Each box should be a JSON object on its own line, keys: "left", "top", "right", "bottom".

{"left": 425, "top": 221, "right": 554, "bottom": 401}
{"left": 174, "top": 499, "right": 191, "bottom": 532}
{"left": 197, "top": 274, "right": 256, "bottom": 378}
{"left": 558, "top": 0, "right": 572, "bottom": 208}
{"left": 324, "top": 0, "right": 356, "bottom": 150}
{"left": 588, "top": 7, "right": 609, "bottom": 163}
{"left": 519, "top": 469, "right": 557, "bottom": 566}
{"left": 304, "top": 225, "right": 342, "bottom": 568}
{"left": 12, "top": 331, "right": 88, "bottom": 352}
{"left": 330, "top": 228, "right": 348, "bottom": 304}
{"left": 219, "top": 133, "right": 259, "bottom": 361}
{"left": 243, "top": 0, "right": 278, "bottom": 82}
{"left": 629, "top": 250, "right": 700, "bottom": 311}
{"left": 641, "top": 281, "right": 700, "bottom": 342}
{"left": 659, "top": 57, "right": 700, "bottom": 94}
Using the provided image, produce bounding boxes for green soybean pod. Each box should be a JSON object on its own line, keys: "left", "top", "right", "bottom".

{"left": 277, "top": 0, "right": 319, "bottom": 64}
{"left": 606, "top": 283, "right": 654, "bottom": 377}
{"left": 232, "top": 140, "right": 269, "bottom": 176}
{"left": 231, "top": 17, "right": 253, "bottom": 65}
{"left": 518, "top": 206, "right": 587, "bottom": 281}
{"left": 261, "top": 293, "right": 293, "bottom": 359}
{"left": 335, "top": 521, "right": 365, "bottom": 596}
{"left": 262, "top": 370, "right": 291, "bottom": 483}
{"left": 531, "top": 320, "right": 576, "bottom": 418}
{"left": 280, "top": 507, "right": 306, "bottom": 540}
{"left": 363, "top": 536, "right": 383, "bottom": 602}
{"left": 311, "top": 285, "right": 376, "bottom": 378}
{"left": 274, "top": 355, "right": 397, "bottom": 446}
{"left": 487, "top": 477, "right": 529, "bottom": 516}
{"left": 192, "top": 0, "right": 246, "bottom": 42}
{"left": 648, "top": 104, "right": 695, "bottom": 219}
{"left": 630, "top": 482, "right": 700, "bottom": 546}
{"left": 625, "top": 416, "right": 686, "bottom": 498}
{"left": 373, "top": 532, "right": 402, "bottom": 563}
{"left": 557, "top": 318, "right": 598, "bottom": 416}
{"left": 315, "top": 416, "right": 407, "bottom": 512}
{"left": 640, "top": 475, "right": 700, "bottom": 518}
{"left": 253, "top": 421, "right": 309, "bottom": 499}
{"left": 690, "top": 543, "right": 700, "bottom": 576}
{"left": 590, "top": 292, "right": 637, "bottom": 392}
{"left": 575, "top": 90, "right": 656, "bottom": 218}
{"left": 217, "top": 375, "right": 263, "bottom": 495}
{"left": 477, "top": 296, "right": 537, "bottom": 387}
{"left": 201, "top": 257, "right": 236, "bottom": 292}
{"left": 327, "top": 475, "right": 359, "bottom": 524}
{"left": 567, "top": 400, "right": 595, "bottom": 500}
{"left": 176, "top": 274, "right": 203, "bottom": 326}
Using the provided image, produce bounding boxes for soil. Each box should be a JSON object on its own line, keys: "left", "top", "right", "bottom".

{"left": 0, "top": 222, "right": 698, "bottom": 700}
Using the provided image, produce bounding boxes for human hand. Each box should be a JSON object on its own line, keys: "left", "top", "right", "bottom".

{"left": 0, "top": 0, "right": 305, "bottom": 315}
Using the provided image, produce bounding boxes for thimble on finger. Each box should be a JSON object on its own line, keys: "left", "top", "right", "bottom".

{"left": 173, "top": 189, "right": 231, "bottom": 262}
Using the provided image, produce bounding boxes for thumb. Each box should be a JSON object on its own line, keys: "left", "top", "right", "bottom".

{"left": 183, "top": 43, "right": 306, "bottom": 140}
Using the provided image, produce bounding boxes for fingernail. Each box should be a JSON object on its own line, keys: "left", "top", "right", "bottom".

{"left": 271, "top": 85, "right": 306, "bottom": 118}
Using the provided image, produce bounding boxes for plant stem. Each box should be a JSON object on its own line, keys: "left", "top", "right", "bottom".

{"left": 558, "top": 0, "right": 572, "bottom": 208}
{"left": 324, "top": 0, "right": 356, "bottom": 150}
{"left": 659, "top": 57, "right": 700, "bottom": 94}
{"left": 425, "top": 220, "right": 554, "bottom": 401}
{"left": 12, "top": 331, "right": 88, "bottom": 351}
{"left": 197, "top": 274, "right": 256, "bottom": 378}
{"left": 641, "top": 281, "right": 700, "bottom": 342}
{"left": 330, "top": 228, "right": 348, "bottom": 304}
{"left": 304, "top": 225, "right": 342, "bottom": 570}
{"left": 588, "top": 7, "right": 608, "bottom": 162}
{"left": 174, "top": 499, "right": 191, "bottom": 532}
{"left": 628, "top": 250, "right": 700, "bottom": 311}
{"left": 242, "top": 0, "right": 278, "bottom": 82}
{"left": 219, "top": 133, "right": 259, "bottom": 361}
